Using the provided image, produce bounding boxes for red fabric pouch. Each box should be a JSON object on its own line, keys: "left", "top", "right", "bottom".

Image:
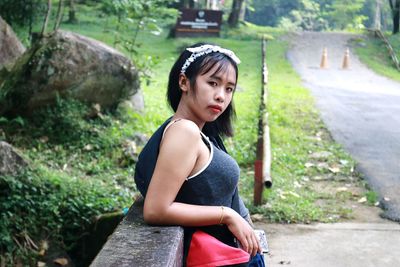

{"left": 187, "top": 230, "right": 250, "bottom": 267}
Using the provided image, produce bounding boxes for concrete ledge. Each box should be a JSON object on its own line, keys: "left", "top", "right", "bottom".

{"left": 90, "top": 199, "right": 184, "bottom": 267}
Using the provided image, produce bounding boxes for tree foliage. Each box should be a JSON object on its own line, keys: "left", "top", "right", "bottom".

{"left": 278, "top": 0, "right": 329, "bottom": 31}
{"left": 0, "top": 0, "right": 46, "bottom": 36}
{"left": 246, "top": 0, "right": 395, "bottom": 32}
{"left": 327, "top": 0, "right": 367, "bottom": 29}
{"left": 99, "top": 0, "right": 177, "bottom": 83}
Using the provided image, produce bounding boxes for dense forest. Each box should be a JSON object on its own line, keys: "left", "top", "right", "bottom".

{"left": 0, "top": 0, "right": 399, "bottom": 34}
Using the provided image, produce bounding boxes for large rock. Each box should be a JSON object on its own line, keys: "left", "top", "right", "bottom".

{"left": 0, "top": 16, "right": 26, "bottom": 71}
{"left": 0, "top": 141, "right": 28, "bottom": 175}
{"left": 0, "top": 30, "right": 142, "bottom": 115}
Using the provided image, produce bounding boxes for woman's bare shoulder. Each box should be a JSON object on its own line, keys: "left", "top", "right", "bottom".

{"left": 163, "top": 119, "right": 201, "bottom": 142}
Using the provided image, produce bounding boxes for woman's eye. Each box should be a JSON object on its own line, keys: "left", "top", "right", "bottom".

{"left": 226, "top": 87, "right": 234, "bottom": 93}
{"left": 209, "top": 81, "right": 218, "bottom": 87}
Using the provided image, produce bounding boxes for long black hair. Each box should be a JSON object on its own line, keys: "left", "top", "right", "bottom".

{"left": 167, "top": 43, "right": 239, "bottom": 138}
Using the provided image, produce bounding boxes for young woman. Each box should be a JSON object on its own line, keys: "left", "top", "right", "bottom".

{"left": 134, "top": 43, "right": 261, "bottom": 266}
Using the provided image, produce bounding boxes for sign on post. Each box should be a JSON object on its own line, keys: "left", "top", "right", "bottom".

{"left": 174, "top": 9, "right": 223, "bottom": 37}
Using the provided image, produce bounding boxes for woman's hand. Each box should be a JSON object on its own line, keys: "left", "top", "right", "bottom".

{"left": 223, "top": 207, "right": 261, "bottom": 257}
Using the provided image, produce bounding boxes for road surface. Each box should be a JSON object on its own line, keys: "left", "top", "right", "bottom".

{"left": 286, "top": 31, "right": 400, "bottom": 222}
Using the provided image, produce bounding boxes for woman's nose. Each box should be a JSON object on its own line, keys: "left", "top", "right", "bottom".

{"left": 215, "top": 88, "right": 225, "bottom": 103}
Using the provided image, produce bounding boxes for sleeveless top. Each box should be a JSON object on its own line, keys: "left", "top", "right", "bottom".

{"left": 134, "top": 117, "right": 249, "bottom": 219}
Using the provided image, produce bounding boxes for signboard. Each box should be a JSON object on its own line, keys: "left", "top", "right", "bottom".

{"left": 174, "top": 9, "right": 223, "bottom": 37}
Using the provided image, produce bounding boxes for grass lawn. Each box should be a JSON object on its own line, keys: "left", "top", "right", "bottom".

{"left": 353, "top": 32, "right": 400, "bottom": 82}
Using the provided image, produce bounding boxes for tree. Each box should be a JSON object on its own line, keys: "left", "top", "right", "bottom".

{"left": 67, "top": 0, "right": 78, "bottom": 24}
{"left": 328, "top": 0, "right": 366, "bottom": 29}
{"left": 40, "top": 0, "right": 52, "bottom": 36}
{"left": 389, "top": 0, "right": 400, "bottom": 33}
{"left": 278, "top": 0, "right": 328, "bottom": 31}
{"left": 228, "top": 0, "right": 245, "bottom": 27}
{"left": 176, "top": 0, "right": 194, "bottom": 8}
{"left": 246, "top": 0, "right": 303, "bottom": 27}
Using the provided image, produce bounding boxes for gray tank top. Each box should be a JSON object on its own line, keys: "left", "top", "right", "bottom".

{"left": 134, "top": 118, "right": 248, "bottom": 218}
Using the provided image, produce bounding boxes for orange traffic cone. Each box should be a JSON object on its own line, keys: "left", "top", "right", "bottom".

{"left": 342, "top": 48, "right": 350, "bottom": 69}
{"left": 320, "top": 48, "right": 328, "bottom": 69}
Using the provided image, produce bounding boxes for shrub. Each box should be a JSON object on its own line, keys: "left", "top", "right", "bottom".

{"left": 0, "top": 167, "right": 125, "bottom": 265}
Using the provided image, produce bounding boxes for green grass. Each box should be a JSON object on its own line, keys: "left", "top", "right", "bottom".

{"left": 353, "top": 33, "right": 400, "bottom": 82}
{"left": 239, "top": 38, "right": 366, "bottom": 223}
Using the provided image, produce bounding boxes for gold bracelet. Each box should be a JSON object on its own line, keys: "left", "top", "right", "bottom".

{"left": 219, "top": 206, "right": 225, "bottom": 224}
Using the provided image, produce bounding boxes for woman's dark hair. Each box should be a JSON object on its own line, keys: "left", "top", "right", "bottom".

{"left": 167, "top": 43, "right": 239, "bottom": 138}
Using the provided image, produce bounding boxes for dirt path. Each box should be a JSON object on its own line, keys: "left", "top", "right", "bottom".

{"left": 286, "top": 31, "right": 400, "bottom": 222}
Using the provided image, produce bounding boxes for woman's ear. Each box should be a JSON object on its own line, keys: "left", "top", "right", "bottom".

{"left": 179, "top": 74, "right": 190, "bottom": 92}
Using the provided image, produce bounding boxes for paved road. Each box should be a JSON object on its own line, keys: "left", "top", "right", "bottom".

{"left": 286, "top": 32, "right": 400, "bottom": 222}
{"left": 260, "top": 222, "right": 400, "bottom": 267}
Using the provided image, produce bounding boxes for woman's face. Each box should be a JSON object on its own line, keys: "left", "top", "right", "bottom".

{"left": 183, "top": 62, "right": 237, "bottom": 124}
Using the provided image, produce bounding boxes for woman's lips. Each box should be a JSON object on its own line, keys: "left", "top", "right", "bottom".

{"left": 209, "top": 105, "right": 222, "bottom": 113}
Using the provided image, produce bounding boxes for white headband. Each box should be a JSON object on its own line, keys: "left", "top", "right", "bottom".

{"left": 180, "top": 44, "right": 241, "bottom": 74}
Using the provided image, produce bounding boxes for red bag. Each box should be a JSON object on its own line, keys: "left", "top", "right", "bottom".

{"left": 187, "top": 230, "right": 250, "bottom": 267}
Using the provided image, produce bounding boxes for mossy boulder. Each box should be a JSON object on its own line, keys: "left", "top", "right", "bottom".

{"left": 0, "top": 141, "right": 28, "bottom": 175}
{"left": 0, "top": 30, "right": 142, "bottom": 116}
{"left": 0, "top": 16, "right": 26, "bottom": 71}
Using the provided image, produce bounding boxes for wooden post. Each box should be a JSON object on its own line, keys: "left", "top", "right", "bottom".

{"left": 254, "top": 37, "right": 272, "bottom": 205}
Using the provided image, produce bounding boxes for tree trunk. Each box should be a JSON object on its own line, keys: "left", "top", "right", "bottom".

{"left": 40, "top": 0, "right": 52, "bottom": 37}
{"left": 54, "top": 0, "right": 64, "bottom": 31}
{"left": 239, "top": 0, "right": 247, "bottom": 21}
{"left": 389, "top": 0, "right": 400, "bottom": 34}
{"left": 67, "top": 0, "right": 78, "bottom": 24}
{"left": 228, "top": 0, "right": 244, "bottom": 27}
{"left": 374, "top": 0, "right": 381, "bottom": 30}
{"left": 180, "top": 0, "right": 195, "bottom": 8}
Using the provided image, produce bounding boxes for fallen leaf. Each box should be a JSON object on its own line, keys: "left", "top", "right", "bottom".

{"left": 293, "top": 181, "right": 302, "bottom": 188}
{"left": 53, "top": 258, "right": 68, "bottom": 266}
{"left": 328, "top": 166, "right": 341, "bottom": 173}
{"left": 251, "top": 214, "right": 264, "bottom": 222}
{"left": 336, "top": 187, "right": 348, "bottom": 192}
{"left": 305, "top": 162, "right": 314, "bottom": 168}
{"left": 317, "top": 162, "right": 329, "bottom": 169}
{"left": 288, "top": 191, "right": 300, "bottom": 198}
{"left": 40, "top": 136, "right": 49, "bottom": 143}
{"left": 309, "top": 151, "right": 332, "bottom": 159}
{"left": 37, "top": 262, "right": 46, "bottom": 267}
{"left": 358, "top": 197, "right": 367, "bottom": 203}
{"left": 83, "top": 144, "right": 93, "bottom": 151}
{"left": 302, "top": 176, "right": 310, "bottom": 182}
